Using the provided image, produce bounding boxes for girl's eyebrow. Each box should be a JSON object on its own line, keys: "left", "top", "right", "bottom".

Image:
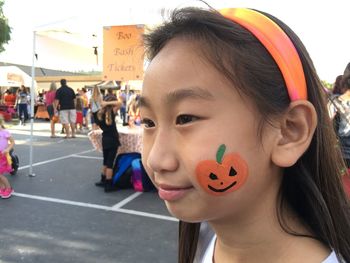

{"left": 166, "top": 87, "right": 214, "bottom": 105}
{"left": 139, "top": 87, "right": 214, "bottom": 109}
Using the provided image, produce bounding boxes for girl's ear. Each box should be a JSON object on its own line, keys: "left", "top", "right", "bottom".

{"left": 271, "top": 101, "right": 317, "bottom": 167}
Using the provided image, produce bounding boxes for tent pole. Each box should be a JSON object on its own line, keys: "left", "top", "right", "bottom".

{"left": 29, "top": 31, "right": 36, "bottom": 177}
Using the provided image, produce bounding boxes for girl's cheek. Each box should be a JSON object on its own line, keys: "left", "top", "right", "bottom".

{"left": 195, "top": 144, "right": 249, "bottom": 196}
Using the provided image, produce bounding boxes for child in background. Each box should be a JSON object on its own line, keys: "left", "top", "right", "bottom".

{"left": 94, "top": 96, "right": 122, "bottom": 192}
{"left": 127, "top": 93, "right": 141, "bottom": 127}
{"left": 0, "top": 114, "right": 15, "bottom": 199}
{"left": 80, "top": 88, "right": 90, "bottom": 129}
{"left": 140, "top": 7, "right": 350, "bottom": 263}
{"left": 75, "top": 94, "right": 84, "bottom": 133}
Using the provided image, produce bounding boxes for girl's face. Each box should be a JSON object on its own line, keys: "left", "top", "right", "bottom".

{"left": 141, "top": 39, "right": 282, "bottom": 223}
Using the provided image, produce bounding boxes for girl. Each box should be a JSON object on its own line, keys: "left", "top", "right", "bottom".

{"left": 75, "top": 94, "right": 84, "bottom": 132}
{"left": 140, "top": 7, "right": 350, "bottom": 263}
{"left": 89, "top": 85, "right": 102, "bottom": 131}
{"left": 94, "top": 96, "right": 122, "bottom": 192}
{"left": 0, "top": 114, "right": 14, "bottom": 199}
{"left": 15, "top": 85, "right": 29, "bottom": 126}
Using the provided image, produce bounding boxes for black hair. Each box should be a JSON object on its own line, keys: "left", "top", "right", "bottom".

{"left": 97, "top": 95, "right": 116, "bottom": 126}
{"left": 60, "top": 79, "right": 67, "bottom": 86}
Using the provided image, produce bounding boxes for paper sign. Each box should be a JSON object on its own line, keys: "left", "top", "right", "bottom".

{"left": 7, "top": 73, "right": 24, "bottom": 84}
{"left": 103, "top": 25, "right": 144, "bottom": 81}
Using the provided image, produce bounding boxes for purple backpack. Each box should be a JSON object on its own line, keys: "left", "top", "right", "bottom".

{"left": 131, "top": 158, "right": 156, "bottom": 192}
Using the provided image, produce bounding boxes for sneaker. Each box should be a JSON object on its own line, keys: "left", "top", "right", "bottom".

{"left": 1, "top": 188, "right": 14, "bottom": 199}
{"left": 0, "top": 188, "right": 5, "bottom": 197}
{"left": 95, "top": 174, "right": 106, "bottom": 187}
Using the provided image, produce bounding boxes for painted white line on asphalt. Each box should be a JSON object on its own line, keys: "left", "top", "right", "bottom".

{"left": 71, "top": 155, "right": 103, "bottom": 160}
{"left": 12, "top": 192, "right": 177, "bottom": 222}
{"left": 18, "top": 149, "right": 95, "bottom": 170}
{"left": 10, "top": 129, "right": 88, "bottom": 138}
{"left": 13, "top": 192, "right": 111, "bottom": 210}
{"left": 117, "top": 208, "right": 178, "bottom": 222}
{"left": 111, "top": 192, "right": 143, "bottom": 210}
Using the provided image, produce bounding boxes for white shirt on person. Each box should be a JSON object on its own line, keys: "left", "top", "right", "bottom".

{"left": 196, "top": 222, "right": 344, "bottom": 263}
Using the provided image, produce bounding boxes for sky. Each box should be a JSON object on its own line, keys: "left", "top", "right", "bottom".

{"left": 0, "top": 0, "right": 349, "bottom": 83}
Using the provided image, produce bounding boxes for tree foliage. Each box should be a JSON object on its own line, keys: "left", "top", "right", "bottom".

{"left": 321, "top": 80, "right": 332, "bottom": 90}
{"left": 0, "top": 0, "right": 11, "bottom": 53}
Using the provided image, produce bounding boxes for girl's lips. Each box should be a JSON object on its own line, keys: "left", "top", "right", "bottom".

{"left": 157, "top": 185, "right": 193, "bottom": 201}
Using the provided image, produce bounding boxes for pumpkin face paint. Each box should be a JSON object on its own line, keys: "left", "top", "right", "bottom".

{"left": 196, "top": 144, "right": 248, "bottom": 196}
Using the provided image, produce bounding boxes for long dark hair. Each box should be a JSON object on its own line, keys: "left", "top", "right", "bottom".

{"left": 143, "top": 7, "right": 350, "bottom": 263}
{"left": 97, "top": 96, "right": 116, "bottom": 126}
{"left": 333, "top": 75, "right": 344, "bottom": 95}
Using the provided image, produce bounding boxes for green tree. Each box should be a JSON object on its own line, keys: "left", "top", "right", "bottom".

{"left": 321, "top": 80, "right": 332, "bottom": 91}
{"left": 0, "top": 0, "right": 11, "bottom": 53}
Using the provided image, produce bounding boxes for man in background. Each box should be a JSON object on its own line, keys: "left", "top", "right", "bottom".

{"left": 55, "top": 79, "right": 76, "bottom": 138}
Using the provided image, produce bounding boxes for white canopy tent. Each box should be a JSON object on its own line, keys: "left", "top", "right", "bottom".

{"left": 0, "top": 66, "right": 37, "bottom": 88}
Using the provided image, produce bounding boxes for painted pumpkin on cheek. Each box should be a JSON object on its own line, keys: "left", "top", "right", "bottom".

{"left": 196, "top": 144, "right": 248, "bottom": 196}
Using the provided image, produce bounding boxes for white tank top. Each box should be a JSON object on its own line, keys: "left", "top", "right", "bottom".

{"left": 198, "top": 231, "right": 345, "bottom": 263}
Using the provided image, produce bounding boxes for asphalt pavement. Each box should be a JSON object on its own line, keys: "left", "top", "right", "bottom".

{"left": 0, "top": 119, "right": 177, "bottom": 263}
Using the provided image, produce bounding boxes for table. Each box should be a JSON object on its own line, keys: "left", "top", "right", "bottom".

{"left": 35, "top": 105, "right": 50, "bottom": 119}
{"left": 88, "top": 127, "right": 142, "bottom": 154}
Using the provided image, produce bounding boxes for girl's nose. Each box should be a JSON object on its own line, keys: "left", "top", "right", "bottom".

{"left": 145, "top": 131, "right": 179, "bottom": 174}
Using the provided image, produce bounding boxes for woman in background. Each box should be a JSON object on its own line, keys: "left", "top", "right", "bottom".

{"left": 15, "top": 85, "right": 29, "bottom": 126}
{"left": 45, "top": 82, "right": 58, "bottom": 138}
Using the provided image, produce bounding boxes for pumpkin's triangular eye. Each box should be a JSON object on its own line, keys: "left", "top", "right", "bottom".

{"left": 229, "top": 167, "right": 237, "bottom": 177}
{"left": 209, "top": 173, "right": 218, "bottom": 180}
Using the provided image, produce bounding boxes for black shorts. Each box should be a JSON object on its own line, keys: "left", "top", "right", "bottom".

{"left": 103, "top": 147, "right": 118, "bottom": 169}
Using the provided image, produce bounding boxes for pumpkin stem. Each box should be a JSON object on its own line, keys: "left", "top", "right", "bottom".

{"left": 216, "top": 144, "right": 226, "bottom": 164}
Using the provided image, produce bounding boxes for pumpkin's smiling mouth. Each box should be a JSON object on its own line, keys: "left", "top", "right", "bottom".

{"left": 208, "top": 181, "right": 237, "bottom": 192}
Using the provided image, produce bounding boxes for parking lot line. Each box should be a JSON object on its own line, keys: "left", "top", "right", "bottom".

{"left": 71, "top": 154, "right": 103, "bottom": 160}
{"left": 111, "top": 192, "right": 143, "bottom": 209}
{"left": 18, "top": 149, "right": 95, "bottom": 170}
{"left": 13, "top": 192, "right": 177, "bottom": 222}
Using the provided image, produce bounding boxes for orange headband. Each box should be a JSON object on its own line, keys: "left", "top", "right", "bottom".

{"left": 220, "top": 8, "right": 307, "bottom": 101}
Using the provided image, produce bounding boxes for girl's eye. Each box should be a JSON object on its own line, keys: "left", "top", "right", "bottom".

{"left": 175, "top": 114, "right": 199, "bottom": 125}
{"left": 141, "top": 118, "right": 155, "bottom": 128}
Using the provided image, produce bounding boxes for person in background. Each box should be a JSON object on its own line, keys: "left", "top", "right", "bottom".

{"left": 15, "top": 85, "right": 29, "bottom": 126}
{"left": 4, "top": 90, "right": 16, "bottom": 108}
{"left": 332, "top": 75, "right": 344, "bottom": 97}
{"left": 35, "top": 89, "right": 44, "bottom": 113}
{"left": 45, "top": 82, "right": 58, "bottom": 138}
{"left": 0, "top": 114, "right": 14, "bottom": 199}
{"left": 80, "top": 88, "right": 89, "bottom": 129}
{"left": 54, "top": 79, "right": 76, "bottom": 139}
{"left": 89, "top": 85, "right": 102, "bottom": 130}
{"left": 118, "top": 90, "right": 127, "bottom": 126}
{"left": 330, "top": 74, "right": 350, "bottom": 167}
{"left": 75, "top": 94, "right": 84, "bottom": 132}
{"left": 140, "top": 7, "right": 350, "bottom": 263}
{"left": 127, "top": 93, "right": 141, "bottom": 127}
{"left": 94, "top": 96, "right": 122, "bottom": 192}
{"left": 104, "top": 88, "right": 116, "bottom": 101}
